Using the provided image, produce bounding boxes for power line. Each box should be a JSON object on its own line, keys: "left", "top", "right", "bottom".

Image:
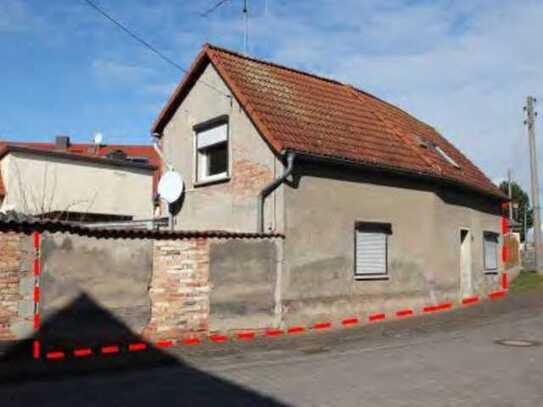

{"left": 82, "top": 0, "right": 231, "bottom": 99}
{"left": 201, "top": 0, "right": 232, "bottom": 17}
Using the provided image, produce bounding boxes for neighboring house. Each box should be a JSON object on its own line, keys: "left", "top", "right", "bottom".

{"left": 0, "top": 137, "right": 158, "bottom": 221}
{"left": 151, "top": 44, "right": 507, "bottom": 323}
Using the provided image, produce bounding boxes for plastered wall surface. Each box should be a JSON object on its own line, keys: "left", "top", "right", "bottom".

{"left": 282, "top": 164, "right": 503, "bottom": 325}
{"left": 162, "top": 64, "right": 285, "bottom": 233}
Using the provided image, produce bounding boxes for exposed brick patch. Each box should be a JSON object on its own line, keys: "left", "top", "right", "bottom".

{"left": 0, "top": 232, "right": 33, "bottom": 341}
{"left": 144, "top": 239, "right": 210, "bottom": 341}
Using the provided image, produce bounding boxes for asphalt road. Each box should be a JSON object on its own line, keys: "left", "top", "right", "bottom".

{"left": 2, "top": 290, "right": 543, "bottom": 406}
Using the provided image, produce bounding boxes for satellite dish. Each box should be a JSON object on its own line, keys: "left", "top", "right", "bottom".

{"left": 158, "top": 170, "right": 184, "bottom": 203}
{"left": 93, "top": 132, "right": 104, "bottom": 145}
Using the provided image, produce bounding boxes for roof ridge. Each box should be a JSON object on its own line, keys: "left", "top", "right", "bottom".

{"left": 205, "top": 43, "right": 347, "bottom": 88}
{"left": 346, "top": 85, "right": 442, "bottom": 174}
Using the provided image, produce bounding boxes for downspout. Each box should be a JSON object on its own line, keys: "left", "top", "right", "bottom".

{"left": 257, "top": 151, "right": 296, "bottom": 233}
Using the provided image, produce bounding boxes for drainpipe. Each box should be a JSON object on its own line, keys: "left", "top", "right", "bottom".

{"left": 257, "top": 151, "right": 296, "bottom": 233}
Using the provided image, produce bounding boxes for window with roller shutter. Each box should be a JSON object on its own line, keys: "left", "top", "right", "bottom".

{"left": 354, "top": 222, "right": 392, "bottom": 280}
{"left": 483, "top": 231, "right": 499, "bottom": 272}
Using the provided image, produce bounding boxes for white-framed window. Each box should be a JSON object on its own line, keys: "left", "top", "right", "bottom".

{"left": 194, "top": 117, "right": 229, "bottom": 183}
{"left": 354, "top": 221, "right": 392, "bottom": 280}
{"left": 483, "top": 231, "right": 499, "bottom": 272}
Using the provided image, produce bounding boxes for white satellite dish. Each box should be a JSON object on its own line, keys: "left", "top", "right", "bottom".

{"left": 158, "top": 170, "right": 184, "bottom": 203}
{"left": 93, "top": 132, "right": 104, "bottom": 145}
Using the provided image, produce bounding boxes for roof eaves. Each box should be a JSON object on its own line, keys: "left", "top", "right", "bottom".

{"left": 288, "top": 148, "right": 507, "bottom": 201}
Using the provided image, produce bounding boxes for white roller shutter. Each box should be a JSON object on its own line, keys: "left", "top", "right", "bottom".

{"left": 483, "top": 232, "right": 498, "bottom": 270}
{"left": 355, "top": 230, "right": 387, "bottom": 277}
{"left": 197, "top": 123, "right": 227, "bottom": 149}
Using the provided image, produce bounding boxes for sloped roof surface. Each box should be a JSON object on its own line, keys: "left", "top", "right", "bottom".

{"left": 153, "top": 44, "right": 503, "bottom": 199}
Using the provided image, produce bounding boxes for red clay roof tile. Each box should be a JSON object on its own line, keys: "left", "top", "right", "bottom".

{"left": 153, "top": 44, "right": 503, "bottom": 199}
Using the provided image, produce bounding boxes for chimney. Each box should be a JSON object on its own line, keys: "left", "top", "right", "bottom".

{"left": 55, "top": 135, "right": 70, "bottom": 151}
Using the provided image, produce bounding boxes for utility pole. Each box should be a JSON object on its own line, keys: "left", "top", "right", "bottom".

{"left": 508, "top": 168, "right": 513, "bottom": 221}
{"left": 525, "top": 96, "right": 542, "bottom": 273}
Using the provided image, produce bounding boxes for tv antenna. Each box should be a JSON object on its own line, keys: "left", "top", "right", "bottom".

{"left": 201, "top": 0, "right": 251, "bottom": 55}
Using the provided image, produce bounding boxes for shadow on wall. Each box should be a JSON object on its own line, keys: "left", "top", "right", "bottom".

{"left": 0, "top": 293, "right": 288, "bottom": 407}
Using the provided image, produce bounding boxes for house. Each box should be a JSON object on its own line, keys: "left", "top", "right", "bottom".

{"left": 150, "top": 44, "right": 509, "bottom": 325}
{"left": 0, "top": 136, "right": 158, "bottom": 221}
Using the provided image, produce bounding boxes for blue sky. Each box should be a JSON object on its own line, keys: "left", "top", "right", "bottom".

{"left": 1, "top": 0, "right": 543, "bottom": 197}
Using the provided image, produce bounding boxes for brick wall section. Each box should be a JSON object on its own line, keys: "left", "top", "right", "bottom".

{"left": 144, "top": 239, "right": 210, "bottom": 341}
{"left": 0, "top": 232, "right": 33, "bottom": 341}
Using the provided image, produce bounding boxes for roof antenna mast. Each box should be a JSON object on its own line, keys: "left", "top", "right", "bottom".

{"left": 201, "top": 0, "right": 250, "bottom": 55}
{"left": 243, "top": 0, "right": 249, "bottom": 55}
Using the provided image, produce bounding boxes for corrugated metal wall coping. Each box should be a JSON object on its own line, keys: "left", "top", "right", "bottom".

{"left": 0, "top": 220, "right": 284, "bottom": 240}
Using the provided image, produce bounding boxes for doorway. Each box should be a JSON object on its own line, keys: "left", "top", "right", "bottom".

{"left": 460, "top": 229, "right": 472, "bottom": 297}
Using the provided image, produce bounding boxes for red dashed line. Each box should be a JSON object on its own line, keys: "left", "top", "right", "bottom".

{"left": 155, "top": 340, "right": 174, "bottom": 348}
{"left": 396, "top": 309, "right": 414, "bottom": 318}
{"left": 501, "top": 217, "right": 509, "bottom": 234}
{"left": 209, "top": 335, "right": 228, "bottom": 343}
{"left": 265, "top": 329, "right": 284, "bottom": 337}
{"left": 237, "top": 332, "right": 256, "bottom": 340}
{"left": 183, "top": 337, "right": 201, "bottom": 345}
{"left": 46, "top": 351, "right": 65, "bottom": 360}
{"left": 368, "top": 313, "right": 386, "bottom": 322}
{"left": 101, "top": 345, "right": 120, "bottom": 354}
{"left": 33, "top": 314, "right": 40, "bottom": 330}
{"left": 423, "top": 303, "right": 452, "bottom": 313}
{"left": 32, "top": 231, "right": 40, "bottom": 250}
{"left": 341, "top": 317, "right": 359, "bottom": 326}
{"left": 33, "top": 286, "right": 40, "bottom": 303}
{"left": 287, "top": 326, "right": 305, "bottom": 334}
{"left": 462, "top": 296, "right": 480, "bottom": 305}
{"left": 73, "top": 348, "right": 93, "bottom": 357}
{"left": 128, "top": 343, "right": 147, "bottom": 352}
{"left": 32, "top": 340, "right": 41, "bottom": 359}
{"left": 33, "top": 258, "right": 40, "bottom": 277}
{"left": 501, "top": 273, "right": 509, "bottom": 290}
{"left": 489, "top": 290, "right": 507, "bottom": 300}
{"left": 313, "top": 322, "right": 332, "bottom": 330}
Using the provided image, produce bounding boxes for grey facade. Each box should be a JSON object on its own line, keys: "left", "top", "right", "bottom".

{"left": 157, "top": 59, "right": 505, "bottom": 326}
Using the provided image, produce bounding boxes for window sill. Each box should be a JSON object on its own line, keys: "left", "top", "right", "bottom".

{"left": 484, "top": 270, "right": 498, "bottom": 275}
{"left": 194, "top": 175, "right": 231, "bottom": 188}
{"left": 355, "top": 275, "right": 390, "bottom": 281}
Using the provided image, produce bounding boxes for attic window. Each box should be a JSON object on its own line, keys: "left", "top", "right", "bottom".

{"left": 414, "top": 135, "right": 461, "bottom": 169}
{"left": 434, "top": 145, "right": 460, "bottom": 169}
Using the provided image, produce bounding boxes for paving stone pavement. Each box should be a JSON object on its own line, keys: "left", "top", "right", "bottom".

{"left": 1, "top": 289, "right": 543, "bottom": 406}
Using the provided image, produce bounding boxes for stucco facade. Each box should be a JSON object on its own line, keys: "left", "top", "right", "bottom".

{"left": 0, "top": 151, "right": 154, "bottom": 219}
{"left": 280, "top": 162, "right": 503, "bottom": 325}
{"left": 161, "top": 64, "right": 285, "bottom": 233}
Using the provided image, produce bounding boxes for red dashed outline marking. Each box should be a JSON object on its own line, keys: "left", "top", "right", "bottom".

{"left": 31, "top": 232, "right": 41, "bottom": 360}
{"left": 35, "top": 288, "right": 508, "bottom": 362}
{"left": 34, "top": 214, "right": 513, "bottom": 363}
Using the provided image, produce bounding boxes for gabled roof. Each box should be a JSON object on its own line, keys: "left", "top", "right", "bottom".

{"left": 152, "top": 44, "right": 504, "bottom": 200}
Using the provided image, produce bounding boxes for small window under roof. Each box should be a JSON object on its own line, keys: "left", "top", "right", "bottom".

{"left": 434, "top": 145, "right": 460, "bottom": 168}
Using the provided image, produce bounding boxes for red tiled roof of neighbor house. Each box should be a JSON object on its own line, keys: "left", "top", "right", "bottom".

{"left": 152, "top": 43, "right": 504, "bottom": 200}
{"left": 0, "top": 141, "right": 161, "bottom": 193}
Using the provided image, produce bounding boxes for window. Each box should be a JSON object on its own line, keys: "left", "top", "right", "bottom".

{"left": 194, "top": 117, "right": 229, "bottom": 183}
{"left": 434, "top": 145, "right": 460, "bottom": 169}
{"left": 354, "top": 222, "right": 392, "bottom": 280}
{"left": 483, "top": 231, "right": 499, "bottom": 272}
